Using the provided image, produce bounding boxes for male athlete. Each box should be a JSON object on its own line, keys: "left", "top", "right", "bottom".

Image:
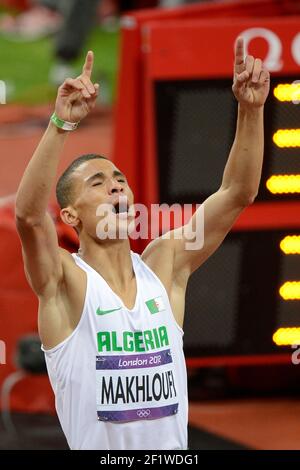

{"left": 15, "top": 38, "right": 270, "bottom": 450}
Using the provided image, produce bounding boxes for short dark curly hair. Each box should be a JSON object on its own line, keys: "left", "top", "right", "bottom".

{"left": 56, "top": 153, "right": 108, "bottom": 209}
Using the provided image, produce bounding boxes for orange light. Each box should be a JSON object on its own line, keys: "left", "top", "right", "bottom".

{"left": 273, "top": 83, "right": 300, "bottom": 102}
{"left": 273, "top": 129, "right": 300, "bottom": 148}
{"left": 273, "top": 327, "right": 300, "bottom": 346}
{"left": 266, "top": 175, "right": 300, "bottom": 194}
{"left": 279, "top": 281, "right": 300, "bottom": 300}
{"left": 280, "top": 236, "right": 300, "bottom": 254}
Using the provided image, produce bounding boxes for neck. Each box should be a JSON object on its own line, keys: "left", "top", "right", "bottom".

{"left": 77, "top": 237, "right": 134, "bottom": 289}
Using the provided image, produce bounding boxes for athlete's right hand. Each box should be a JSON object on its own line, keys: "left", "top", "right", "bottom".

{"left": 54, "top": 50, "right": 99, "bottom": 123}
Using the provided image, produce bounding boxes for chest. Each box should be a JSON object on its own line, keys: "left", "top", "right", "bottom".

{"left": 107, "top": 278, "right": 137, "bottom": 311}
{"left": 90, "top": 270, "right": 172, "bottom": 341}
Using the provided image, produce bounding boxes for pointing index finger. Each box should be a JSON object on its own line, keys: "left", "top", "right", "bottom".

{"left": 82, "top": 50, "right": 94, "bottom": 78}
{"left": 234, "top": 36, "right": 245, "bottom": 68}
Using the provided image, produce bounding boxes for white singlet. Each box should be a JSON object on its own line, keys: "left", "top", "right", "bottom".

{"left": 42, "top": 251, "right": 188, "bottom": 450}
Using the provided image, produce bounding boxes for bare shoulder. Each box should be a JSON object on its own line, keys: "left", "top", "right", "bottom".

{"left": 141, "top": 232, "right": 190, "bottom": 304}
{"left": 59, "top": 246, "right": 78, "bottom": 266}
{"left": 142, "top": 233, "right": 190, "bottom": 291}
{"left": 39, "top": 247, "right": 87, "bottom": 350}
{"left": 141, "top": 236, "right": 176, "bottom": 295}
{"left": 58, "top": 247, "right": 87, "bottom": 309}
{"left": 59, "top": 247, "right": 85, "bottom": 278}
{"left": 142, "top": 235, "right": 190, "bottom": 329}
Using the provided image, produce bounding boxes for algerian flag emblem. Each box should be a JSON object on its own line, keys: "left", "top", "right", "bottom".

{"left": 145, "top": 296, "right": 165, "bottom": 314}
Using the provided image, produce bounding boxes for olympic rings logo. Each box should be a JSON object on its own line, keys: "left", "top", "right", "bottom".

{"left": 136, "top": 409, "right": 151, "bottom": 418}
{"left": 238, "top": 28, "right": 300, "bottom": 72}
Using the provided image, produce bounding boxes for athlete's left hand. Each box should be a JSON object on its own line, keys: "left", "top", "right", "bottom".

{"left": 232, "top": 37, "right": 270, "bottom": 108}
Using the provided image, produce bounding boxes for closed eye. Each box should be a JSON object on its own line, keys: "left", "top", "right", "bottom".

{"left": 92, "top": 182, "right": 102, "bottom": 186}
{"left": 117, "top": 179, "right": 126, "bottom": 183}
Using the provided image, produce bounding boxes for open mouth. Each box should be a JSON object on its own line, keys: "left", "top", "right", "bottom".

{"left": 113, "top": 201, "right": 129, "bottom": 214}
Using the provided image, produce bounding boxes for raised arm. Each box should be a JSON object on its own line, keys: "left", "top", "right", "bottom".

{"left": 15, "top": 51, "right": 99, "bottom": 297}
{"left": 173, "top": 37, "right": 270, "bottom": 275}
{"left": 144, "top": 37, "right": 270, "bottom": 295}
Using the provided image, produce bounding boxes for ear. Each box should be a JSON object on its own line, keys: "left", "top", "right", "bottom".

{"left": 60, "top": 206, "right": 80, "bottom": 229}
